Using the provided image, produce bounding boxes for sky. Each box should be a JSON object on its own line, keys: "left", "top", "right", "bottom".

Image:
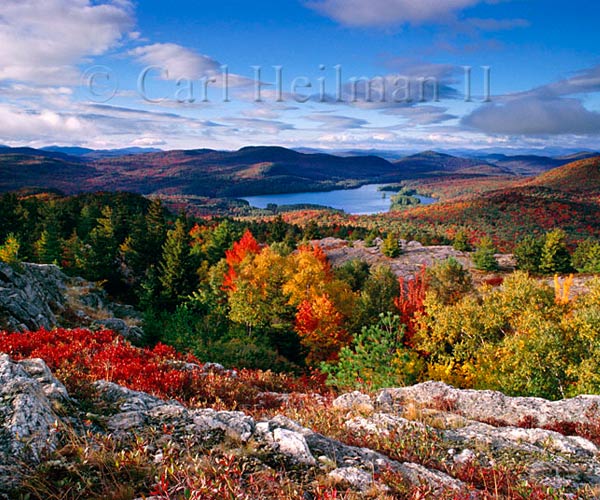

{"left": 0, "top": 0, "right": 599, "bottom": 153}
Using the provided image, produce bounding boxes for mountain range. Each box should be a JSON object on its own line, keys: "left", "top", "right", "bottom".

{"left": 0, "top": 145, "right": 596, "bottom": 198}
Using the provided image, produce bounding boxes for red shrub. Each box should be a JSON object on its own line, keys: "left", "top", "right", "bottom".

{"left": 0, "top": 328, "right": 330, "bottom": 410}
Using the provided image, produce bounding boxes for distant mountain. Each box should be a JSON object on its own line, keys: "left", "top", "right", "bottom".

{"left": 473, "top": 152, "right": 599, "bottom": 176}
{"left": 87, "top": 146, "right": 397, "bottom": 197}
{"left": 480, "top": 154, "right": 567, "bottom": 176}
{"left": 41, "top": 146, "right": 95, "bottom": 156}
{"left": 554, "top": 151, "right": 600, "bottom": 161}
{"left": 0, "top": 150, "right": 96, "bottom": 194}
{"left": 391, "top": 151, "right": 510, "bottom": 178}
{"left": 0, "top": 146, "right": 396, "bottom": 196}
{"left": 0, "top": 146, "right": 84, "bottom": 162}
{"left": 42, "top": 146, "right": 163, "bottom": 158}
{"left": 3, "top": 145, "right": 575, "bottom": 198}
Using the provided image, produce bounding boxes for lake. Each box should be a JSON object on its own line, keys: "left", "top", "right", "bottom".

{"left": 241, "top": 184, "right": 437, "bottom": 215}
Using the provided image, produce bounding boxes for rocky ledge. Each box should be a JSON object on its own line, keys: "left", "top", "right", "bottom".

{"left": 1, "top": 354, "right": 599, "bottom": 497}
{"left": 0, "top": 262, "right": 142, "bottom": 339}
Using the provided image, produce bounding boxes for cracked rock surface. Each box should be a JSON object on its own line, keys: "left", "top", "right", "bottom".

{"left": 0, "top": 355, "right": 598, "bottom": 497}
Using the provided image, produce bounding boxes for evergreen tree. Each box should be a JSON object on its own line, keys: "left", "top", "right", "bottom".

{"left": 85, "top": 206, "right": 119, "bottom": 282}
{"left": 472, "top": 236, "right": 499, "bottom": 271}
{"left": 145, "top": 199, "right": 167, "bottom": 263}
{"left": 321, "top": 313, "right": 417, "bottom": 390}
{"left": 381, "top": 233, "right": 401, "bottom": 258}
{"left": 426, "top": 257, "right": 473, "bottom": 305}
{"left": 34, "top": 225, "right": 62, "bottom": 264}
{"left": 514, "top": 235, "right": 543, "bottom": 272}
{"left": 364, "top": 230, "right": 378, "bottom": 248}
{"left": 358, "top": 264, "right": 400, "bottom": 324}
{"left": 158, "top": 217, "right": 196, "bottom": 305}
{"left": 62, "top": 231, "right": 86, "bottom": 273}
{"left": 572, "top": 238, "right": 600, "bottom": 273}
{"left": 540, "top": 229, "right": 572, "bottom": 274}
{"left": 334, "top": 259, "right": 370, "bottom": 292}
{"left": 452, "top": 229, "right": 471, "bottom": 252}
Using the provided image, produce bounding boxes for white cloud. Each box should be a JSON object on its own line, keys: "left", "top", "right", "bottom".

{"left": 0, "top": 103, "right": 96, "bottom": 141}
{"left": 307, "top": 0, "right": 489, "bottom": 27}
{"left": 384, "top": 105, "right": 457, "bottom": 125}
{"left": 129, "top": 43, "right": 221, "bottom": 80}
{"left": 306, "top": 114, "right": 369, "bottom": 129}
{"left": 462, "top": 96, "right": 600, "bottom": 135}
{"left": 540, "top": 65, "right": 600, "bottom": 97}
{"left": 0, "top": 0, "right": 134, "bottom": 84}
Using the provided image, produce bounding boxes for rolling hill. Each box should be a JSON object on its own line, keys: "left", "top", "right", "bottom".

{"left": 0, "top": 146, "right": 596, "bottom": 202}
{"left": 523, "top": 155, "right": 600, "bottom": 195}
{"left": 393, "top": 155, "right": 600, "bottom": 250}
{"left": 391, "top": 151, "right": 510, "bottom": 178}
{"left": 0, "top": 146, "right": 515, "bottom": 198}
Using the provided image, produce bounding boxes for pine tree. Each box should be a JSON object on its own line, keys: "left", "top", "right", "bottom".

{"left": 85, "top": 206, "right": 119, "bottom": 282}
{"left": 158, "top": 217, "right": 196, "bottom": 305}
{"left": 145, "top": 199, "right": 167, "bottom": 264}
{"left": 452, "top": 229, "right": 471, "bottom": 252}
{"left": 472, "top": 236, "right": 499, "bottom": 271}
{"left": 572, "top": 238, "right": 600, "bottom": 273}
{"left": 426, "top": 257, "right": 472, "bottom": 305}
{"left": 35, "top": 226, "right": 62, "bottom": 264}
{"left": 540, "top": 229, "right": 572, "bottom": 274}
{"left": 381, "top": 233, "right": 401, "bottom": 258}
{"left": 514, "top": 235, "right": 543, "bottom": 272}
{"left": 359, "top": 264, "right": 400, "bottom": 324}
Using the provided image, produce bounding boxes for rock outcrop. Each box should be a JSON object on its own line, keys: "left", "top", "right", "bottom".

{"left": 0, "top": 354, "right": 69, "bottom": 492}
{"left": 0, "top": 356, "right": 598, "bottom": 497}
{"left": 0, "top": 262, "right": 142, "bottom": 338}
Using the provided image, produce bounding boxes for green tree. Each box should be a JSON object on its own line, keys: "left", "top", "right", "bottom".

{"left": 540, "top": 229, "right": 572, "bottom": 274}
{"left": 321, "top": 313, "right": 419, "bottom": 390}
{"left": 34, "top": 226, "right": 62, "bottom": 265}
{"left": 472, "top": 236, "right": 499, "bottom": 271}
{"left": 381, "top": 233, "right": 401, "bottom": 258}
{"left": 358, "top": 264, "right": 400, "bottom": 325}
{"left": 335, "top": 259, "right": 370, "bottom": 292}
{"left": 514, "top": 235, "right": 543, "bottom": 272}
{"left": 85, "top": 206, "right": 119, "bottom": 282}
{"left": 144, "top": 199, "right": 167, "bottom": 264}
{"left": 572, "top": 238, "right": 600, "bottom": 273}
{"left": 364, "top": 230, "right": 378, "bottom": 248}
{"left": 452, "top": 229, "right": 471, "bottom": 252}
{"left": 158, "top": 217, "right": 196, "bottom": 305}
{"left": 426, "top": 257, "right": 472, "bottom": 305}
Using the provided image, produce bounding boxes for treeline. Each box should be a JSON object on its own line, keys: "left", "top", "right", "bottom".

{"left": 0, "top": 191, "right": 391, "bottom": 370}
{"left": 1, "top": 191, "right": 599, "bottom": 399}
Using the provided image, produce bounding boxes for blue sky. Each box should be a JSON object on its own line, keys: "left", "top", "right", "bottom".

{"left": 0, "top": 0, "right": 599, "bottom": 153}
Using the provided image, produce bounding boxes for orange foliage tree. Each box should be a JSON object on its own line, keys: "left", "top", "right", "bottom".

{"left": 222, "top": 229, "right": 261, "bottom": 291}
{"left": 295, "top": 294, "right": 351, "bottom": 366}
{"left": 394, "top": 266, "right": 427, "bottom": 346}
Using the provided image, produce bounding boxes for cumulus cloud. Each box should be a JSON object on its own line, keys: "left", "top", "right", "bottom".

{"left": 0, "top": 103, "right": 96, "bottom": 141}
{"left": 307, "top": 0, "right": 494, "bottom": 27}
{"left": 0, "top": 0, "right": 134, "bottom": 84}
{"left": 462, "top": 96, "right": 600, "bottom": 135}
